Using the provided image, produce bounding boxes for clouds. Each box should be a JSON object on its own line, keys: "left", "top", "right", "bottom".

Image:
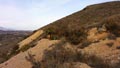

{"left": 0, "top": 0, "right": 32, "bottom": 30}
{"left": 0, "top": 0, "right": 116, "bottom": 30}
{"left": 0, "top": 0, "right": 73, "bottom": 30}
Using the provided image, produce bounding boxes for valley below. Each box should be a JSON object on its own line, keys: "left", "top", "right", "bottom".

{"left": 0, "top": 30, "right": 32, "bottom": 63}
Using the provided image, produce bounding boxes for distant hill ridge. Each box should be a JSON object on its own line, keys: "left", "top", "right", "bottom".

{"left": 0, "top": 27, "right": 10, "bottom": 31}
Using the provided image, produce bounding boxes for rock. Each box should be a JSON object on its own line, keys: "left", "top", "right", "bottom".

{"left": 87, "top": 27, "right": 109, "bottom": 42}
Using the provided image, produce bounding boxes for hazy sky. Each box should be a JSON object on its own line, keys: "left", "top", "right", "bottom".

{"left": 0, "top": 0, "right": 115, "bottom": 30}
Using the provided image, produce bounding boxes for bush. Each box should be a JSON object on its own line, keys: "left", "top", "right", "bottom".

{"left": 84, "top": 55, "right": 110, "bottom": 68}
{"left": 102, "top": 14, "right": 120, "bottom": 36}
{"left": 44, "top": 25, "right": 87, "bottom": 45}
{"left": 19, "top": 43, "right": 36, "bottom": 52}
{"left": 40, "top": 41, "right": 111, "bottom": 68}
{"left": 25, "top": 40, "right": 119, "bottom": 68}
{"left": 44, "top": 26, "right": 61, "bottom": 40}
{"left": 40, "top": 41, "right": 81, "bottom": 68}
{"left": 25, "top": 52, "right": 41, "bottom": 68}
{"left": 65, "top": 28, "right": 87, "bottom": 45}
{"left": 20, "top": 45, "right": 31, "bottom": 52}
{"left": 4, "top": 45, "right": 20, "bottom": 61}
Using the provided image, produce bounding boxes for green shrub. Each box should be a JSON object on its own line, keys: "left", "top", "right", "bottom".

{"left": 20, "top": 45, "right": 31, "bottom": 52}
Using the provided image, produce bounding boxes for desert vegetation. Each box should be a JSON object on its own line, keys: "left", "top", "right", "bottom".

{"left": 44, "top": 26, "right": 87, "bottom": 45}
{"left": 26, "top": 40, "right": 119, "bottom": 68}
{"left": 40, "top": 1, "right": 120, "bottom": 45}
{"left": 101, "top": 14, "right": 120, "bottom": 36}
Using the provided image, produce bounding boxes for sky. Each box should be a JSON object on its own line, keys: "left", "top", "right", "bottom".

{"left": 0, "top": 0, "right": 116, "bottom": 30}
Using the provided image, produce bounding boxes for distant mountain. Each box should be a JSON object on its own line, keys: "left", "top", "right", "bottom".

{"left": 0, "top": 27, "right": 10, "bottom": 31}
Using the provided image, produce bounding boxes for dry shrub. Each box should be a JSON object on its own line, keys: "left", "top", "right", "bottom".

{"left": 40, "top": 41, "right": 81, "bottom": 68}
{"left": 80, "top": 54, "right": 110, "bottom": 68}
{"left": 25, "top": 52, "right": 41, "bottom": 68}
{"left": 44, "top": 26, "right": 64, "bottom": 40}
{"left": 44, "top": 26, "right": 87, "bottom": 45}
{"left": 102, "top": 14, "right": 120, "bottom": 36}
{"left": 25, "top": 41, "right": 120, "bottom": 68}
{"left": 65, "top": 27, "right": 87, "bottom": 45}
{"left": 40, "top": 42, "right": 111, "bottom": 68}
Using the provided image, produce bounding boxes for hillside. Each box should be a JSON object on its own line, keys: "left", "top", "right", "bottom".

{"left": 0, "top": 30, "right": 32, "bottom": 63}
{"left": 0, "top": 1, "right": 120, "bottom": 68}
{"left": 39, "top": 1, "right": 120, "bottom": 44}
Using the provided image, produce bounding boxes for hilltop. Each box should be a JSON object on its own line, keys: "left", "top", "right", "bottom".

{"left": 0, "top": 1, "right": 120, "bottom": 68}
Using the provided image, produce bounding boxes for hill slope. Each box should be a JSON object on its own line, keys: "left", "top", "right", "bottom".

{"left": 40, "top": 1, "right": 120, "bottom": 44}
{"left": 0, "top": 1, "right": 120, "bottom": 68}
